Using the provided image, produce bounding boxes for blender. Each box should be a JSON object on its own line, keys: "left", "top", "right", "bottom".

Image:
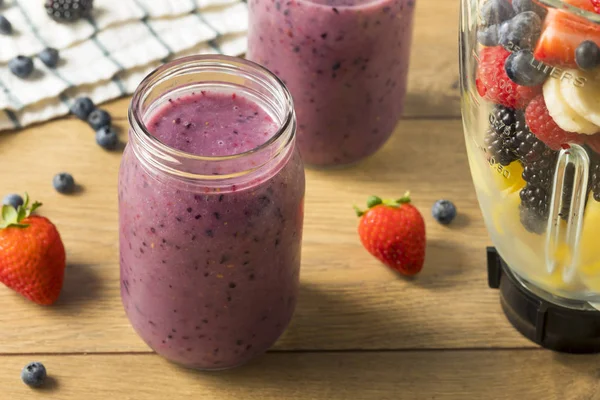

{"left": 460, "top": 0, "right": 600, "bottom": 352}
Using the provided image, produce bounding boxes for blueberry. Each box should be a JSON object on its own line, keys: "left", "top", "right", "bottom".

{"left": 8, "top": 56, "right": 34, "bottom": 79}
{"left": 21, "top": 362, "right": 47, "bottom": 388}
{"left": 499, "top": 11, "right": 541, "bottom": 51}
{"left": 53, "top": 173, "right": 75, "bottom": 194}
{"left": 432, "top": 200, "right": 457, "bottom": 225}
{"left": 2, "top": 194, "right": 24, "bottom": 209}
{"left": 477, "top": 25, "right": 499, "bottom": 46}
{"left": 480, "top": 0, "right": 514, "bottom": 26}
{"left": 505, "top": 49, "right": 548, "bottom": 86}
{"left": 0, "top": 15, "right": 11, "bottom": 35}
{"left": 575, "top": 41, "right": 600, "bottom": 71}
{"left": 70, "top": 97, "right": 95, "bottom": 120}
{"left": 512, "top": 0, "right": 547, "bottom": 18}
{"left": 95, "top": 126, "right": 118, "bottom": 150}
{"left": 39, "top": 48, "right": 59, "bottom": 69}
{"left": 87, "top": 109, "right": 111, "bottom": 130}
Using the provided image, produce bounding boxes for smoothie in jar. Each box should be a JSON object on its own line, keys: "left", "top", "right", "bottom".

{"left": 119, "top": 56, "right": 305, "bottom": 370}
{"left": 247, "top": 0, "right": 416, "bottom": 167}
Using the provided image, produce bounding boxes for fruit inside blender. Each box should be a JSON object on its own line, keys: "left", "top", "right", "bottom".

{"left": 467, "top": 0, "right": 600, "bottom": 300}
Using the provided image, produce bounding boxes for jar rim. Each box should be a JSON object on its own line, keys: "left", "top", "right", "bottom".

{"left": 128, "top": 54, "right": 295, "bottom": 163}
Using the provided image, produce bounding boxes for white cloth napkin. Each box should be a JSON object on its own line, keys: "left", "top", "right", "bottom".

{"left": 0, "top": 0, "right": 249, "bottom": 131}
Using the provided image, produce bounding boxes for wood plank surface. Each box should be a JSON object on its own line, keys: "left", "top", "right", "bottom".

{"left": 101, "top": 0, "right": 460, "bottom": 121}
{"left": 1, "top": 351, "right": 598, "bottom": 399}
{"left": 0, "top": 115, "right": 533, "bottom": 354}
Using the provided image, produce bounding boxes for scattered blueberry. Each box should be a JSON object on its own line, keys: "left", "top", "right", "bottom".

{"left": 575, "top": 41, "right": 600, "bottom": 71}
{"left": 0, "top": 15, "right": 11, "bottom": 35}
{"left": 2, "top": 194, "right": 24, "bottom": 209}
{"left": 95, "top": 126, "right": 118, "bottom": 150}
{"left": 8, "top": 56, "right": 34, "bottom": 79}
{"left": 21, "top": 362, "right": 47, "bottom": 388}
{"left": 39, "top": 48, "right": 60, "bottom": 68}
{"left": 505, "top": 49, "right": 548, "bottom": 86}
{"left": 87, "top": 109, "right": 111, "bottom": 130}
{"left": 477, "top": 25, "right": 499, "bottom": 46}
{"left": 499, "top": 11, "right": 541, "bottom": 51}
{"left": 480, "top": 0, "right": 514, "bottom": 26}
{"left": 432, "top": 200, "right": 457, "bottom": 225}
{"left": 512, "top": 0, "right": 547, "bottom": 18}
{"left": 70, "top": 97, "right": 95, "bottom": 120}
{"left": 53, "top": 173, "right": 75, "bottom": 194}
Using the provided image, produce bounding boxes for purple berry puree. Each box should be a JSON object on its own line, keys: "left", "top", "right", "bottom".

{"left": 118, "top": 91, "right": 305, "bottom": 370}
{"left": 247, "top": 0, "right": 416, "bottom": 167}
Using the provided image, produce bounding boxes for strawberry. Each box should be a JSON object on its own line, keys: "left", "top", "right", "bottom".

{"left": 476, "top": 46, "right": 541, "bottom": 110}
{"left": 355, "top": 193, "right": 426, "bottom": 276}
{"left": 525, "top": 94, "right": 584, "bottom": 150}
{"left": 534, "top": 7, "right": 600, "bottom": 68}
{"left": 0, "top": 194, "right": 66, "bottom": 305}
{"left": 592, "top": 0, "right": 600, "bottom": 13}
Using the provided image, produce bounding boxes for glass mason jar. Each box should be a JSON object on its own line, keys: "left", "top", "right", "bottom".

{"left": 460, "top": 0, "right": 600, "bottom": 304}
{"left": 247, "top": 0, "right": 416, "bottom": 167}
{"left": 118, "top": 55, "right": 305, "bottom": 370}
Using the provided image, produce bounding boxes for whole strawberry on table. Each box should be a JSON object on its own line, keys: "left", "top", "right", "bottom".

{"left": 355, "top": 193, "right": 426, "bottom": 276}
{"left": 0, "top": 194, "right": 66, "bottom": 305}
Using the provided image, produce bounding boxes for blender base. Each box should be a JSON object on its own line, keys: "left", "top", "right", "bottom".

{"left": 487, "top": 247, "right": 600, "bottom": 353}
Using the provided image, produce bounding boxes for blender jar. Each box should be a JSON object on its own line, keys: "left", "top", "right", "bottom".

{"left": 460, "top": 0, "right": 600, "bottom": 351}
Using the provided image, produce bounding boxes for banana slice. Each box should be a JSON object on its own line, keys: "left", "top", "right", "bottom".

{"left": 543, "top": 74, "right": 600, "bottom": 134}
{"left": 560, "top": 69, "right": 600, "bottom": 131}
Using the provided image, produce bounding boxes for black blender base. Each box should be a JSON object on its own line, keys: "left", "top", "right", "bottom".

{"left": 487, "top": 247, "right": 600, "bottom": 353}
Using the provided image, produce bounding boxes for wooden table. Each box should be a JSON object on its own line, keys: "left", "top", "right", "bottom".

{"left": 2, "top": 0, "right": 600, "bottom": 398}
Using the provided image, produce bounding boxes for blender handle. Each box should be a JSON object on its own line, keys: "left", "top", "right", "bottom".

{"left": 545, "top": 144, "right": 590, "bottom": 283}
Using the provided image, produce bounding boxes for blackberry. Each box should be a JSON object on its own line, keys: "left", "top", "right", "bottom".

{"left": 491, "top": 105, "right": 520, "bottom": 131}
{"left": 485, "top": 106, "right": 523, "bottom": 166}
{"left": 512, "top": 128, "right": 550, "bottom": 163}
{"left": 521, "top": 150, "right": 557, "bottom": 188}
{"left": 516, "top": 130, "right": 558, "bottom": 234}
{"left": 520, "top": 184, "right": 550, "bottom": 234}
{"left": 485, "top": 128, "right": 517, "bottom": 165}
{"left": 589, "top": 149, "right": 600, "bottom": 202}
{"left": 45, "top": 0, "right": 94, "bottom": 22}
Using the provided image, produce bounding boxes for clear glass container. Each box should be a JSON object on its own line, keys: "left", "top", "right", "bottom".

{"left": 460, "top": 0, "right": 600, "bottom": 305}
{"left": 119, "top": 55, "right": 305, "bottom": 370}
{"left": 246, "top": 0, "right": 416, "bottom": 167}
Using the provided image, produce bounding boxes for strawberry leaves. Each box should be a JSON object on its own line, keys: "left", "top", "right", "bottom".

{"left": 354, "top": 192, "right": 412, "bottom": 217}
{"left": 0, "top": 193, "right": 42, "bottom": 229}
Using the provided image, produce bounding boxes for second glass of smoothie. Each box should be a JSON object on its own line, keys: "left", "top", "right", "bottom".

{"left": 247, "top": 0, "right": 416, "bottom": 167}
{"left": 119, "top": 56, "right": 305, "bottom": 370}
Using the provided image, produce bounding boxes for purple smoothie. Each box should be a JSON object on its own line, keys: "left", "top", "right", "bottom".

{"left": 247, "top": 0, "right": 415, "bottom": 166}
{"left": 119, "top": 90, "right": 305, "bottom": 369}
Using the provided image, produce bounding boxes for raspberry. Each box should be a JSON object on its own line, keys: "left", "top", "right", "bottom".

{"left": 476, "top": 46, "right": 541, "bottom": 109}
{"left": 525, "top": 95, "right": 585, "bottom": 151}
